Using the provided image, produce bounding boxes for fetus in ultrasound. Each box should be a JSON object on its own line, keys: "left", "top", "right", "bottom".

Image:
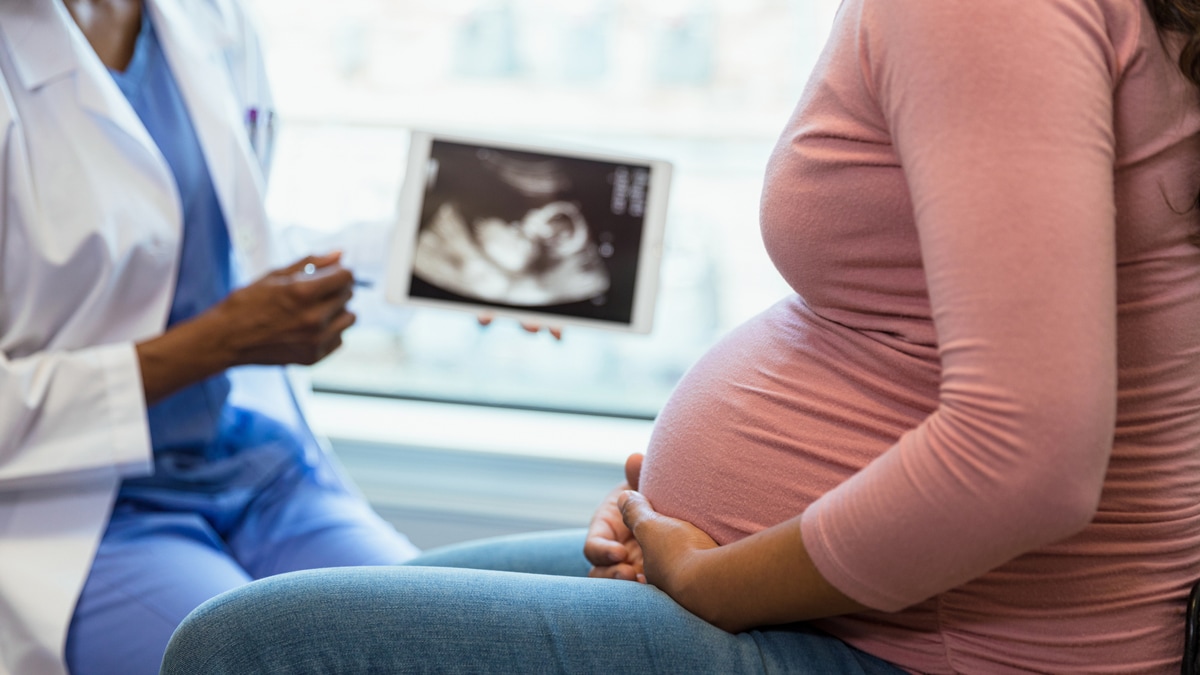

{"left": 412, "top": 145, "right": 611, "bottom": 306}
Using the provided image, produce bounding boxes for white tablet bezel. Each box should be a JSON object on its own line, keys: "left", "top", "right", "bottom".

{"left": 384, "top": 130, "right": 672, "bottom": 334}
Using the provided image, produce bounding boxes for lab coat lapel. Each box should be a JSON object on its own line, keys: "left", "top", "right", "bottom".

{"left": 0, "top": 1, "right": 167, "bottom": 178}
{"left": 146, "top": 0, "right": 273, "bottom": 279}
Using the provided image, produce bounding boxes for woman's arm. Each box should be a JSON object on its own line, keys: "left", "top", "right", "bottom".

{"left": 802, "top": 0, "right": 1120, "bottom": 612}
{"left": 620, "top": 492, "right": 864, "bottom": 632}
{"left": 619, "top": 0, "right": 1124, "bottom": 625}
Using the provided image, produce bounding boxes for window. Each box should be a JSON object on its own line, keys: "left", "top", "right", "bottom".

{"left": 245, "top": 0, "right": 841, "bottom": 419}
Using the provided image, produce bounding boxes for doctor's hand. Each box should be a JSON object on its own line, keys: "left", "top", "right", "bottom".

{"left": 212, "top": 252, "right": 357, "bottom": 367}
{"left": 476, "top": 313, "right": 563, "bottom": 340}
{"left": 136, "top": 252, "right": 357, "bottom": 405}
{"left": 584, "top": 453, "right": 645, "bottom": 581}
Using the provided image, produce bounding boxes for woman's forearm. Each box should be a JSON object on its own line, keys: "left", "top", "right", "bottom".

{"left": 683, "top": 517, "right": 867, "bottom": 632}
{"left": 619, "top": 492, "right": 867, "bottom": 633}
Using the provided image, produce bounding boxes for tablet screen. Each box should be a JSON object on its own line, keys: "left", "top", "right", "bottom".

{"left": 385, "top": 132, "right": 672, "bottom": 333}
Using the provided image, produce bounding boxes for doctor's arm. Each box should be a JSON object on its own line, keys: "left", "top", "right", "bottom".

{"left": 136, "top": 252, "right": 356, "bottom": 405}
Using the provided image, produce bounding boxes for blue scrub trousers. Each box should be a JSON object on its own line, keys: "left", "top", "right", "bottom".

{"left": 64, "top": 408, "right": 419, "bottom": 675}
{"left": 160, "top": 530, "right": 907, "bottom": 674}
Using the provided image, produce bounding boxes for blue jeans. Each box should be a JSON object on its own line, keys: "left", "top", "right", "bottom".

{"left": 161, "top": 530, "right": 906, "bottom": 674}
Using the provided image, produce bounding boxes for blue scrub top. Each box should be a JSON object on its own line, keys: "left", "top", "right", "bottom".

{"left": 109, "top": 10, "right": 234, "bottom": 453}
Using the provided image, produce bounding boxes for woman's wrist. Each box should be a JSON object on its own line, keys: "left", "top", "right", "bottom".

{"left": 684, "top": 519, "right": 866, "bottom": 633}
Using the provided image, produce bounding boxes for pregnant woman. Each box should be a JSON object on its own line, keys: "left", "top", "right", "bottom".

{"left": 161, "top": 0, "right": 1200, "bottom": 672}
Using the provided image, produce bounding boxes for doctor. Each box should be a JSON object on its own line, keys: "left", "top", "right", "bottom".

{"left": 0, "top": 1, "right": 422, "bottom": 673}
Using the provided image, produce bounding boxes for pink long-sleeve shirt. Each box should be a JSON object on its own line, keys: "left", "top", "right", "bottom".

{"left": 639, "top": 0, "right": 1200, "bottom": 672}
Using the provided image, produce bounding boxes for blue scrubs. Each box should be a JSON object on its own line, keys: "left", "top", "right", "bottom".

{"left": 64, "top": 12, "right": 418, "bottom": 675}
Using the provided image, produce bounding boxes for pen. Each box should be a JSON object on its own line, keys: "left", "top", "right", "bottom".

{"left": 246, "top": 108, "right": 258, "bottom": 151}
{"left": 302, "top": 263, "right": 374, "bottom": 288}
{"left": 246, "top": 107, "right": 276, "bottom": 162}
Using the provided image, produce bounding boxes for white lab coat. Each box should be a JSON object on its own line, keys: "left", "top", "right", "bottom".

{"left": 0, "top": 1, "right": 318, "bottom": 673}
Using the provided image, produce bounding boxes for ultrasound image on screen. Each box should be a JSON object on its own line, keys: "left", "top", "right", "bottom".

{"left": 409, "top": 140, "right": 651, "bottom": 324}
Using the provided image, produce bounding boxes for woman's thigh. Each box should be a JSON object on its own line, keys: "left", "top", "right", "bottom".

{"left": 404, "top": 528, "right": 591, "bottom": 577}
{"left": 161, "top": 565, "right": 905, "bottom": 675}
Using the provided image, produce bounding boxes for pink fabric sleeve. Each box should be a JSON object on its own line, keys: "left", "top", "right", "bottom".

{"left": 800, "top": 0, "right": 1125, "bottom": 612}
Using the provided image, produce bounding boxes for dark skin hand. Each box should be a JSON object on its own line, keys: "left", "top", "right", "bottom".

{"left": 585, "top": 452, "right": 867, "bottom": 633}
{"left": 137, "top": 253, "right": 359, "bottom": 405}
{"left": 584, "top": 452, "right": 645, "bottom": 581}
{"left": 614, "top": 488, "right": 865, "bottom": 633}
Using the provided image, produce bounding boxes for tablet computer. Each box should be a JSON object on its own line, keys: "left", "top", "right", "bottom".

{"left": 383, "top": 131, "right": 672, "bottom": 333}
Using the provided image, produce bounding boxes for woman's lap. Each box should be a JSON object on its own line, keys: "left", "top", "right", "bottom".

{"left": 403, "top": 528, "right": 592, "bottom": 577}
{"left": 162, "top": 530, "right": 905, "bottom": 675}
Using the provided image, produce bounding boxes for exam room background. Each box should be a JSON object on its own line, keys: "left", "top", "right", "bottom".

{"left": 246, "top": 0, "right": 841, "bottom": 547}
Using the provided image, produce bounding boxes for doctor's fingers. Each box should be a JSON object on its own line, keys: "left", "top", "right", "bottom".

{"left": 292, "top": 290, "right": 356, "bottom": 335}
{"left": 277, "top": 251, "right": 343, "bottom": 276}
{"left": 270, "top": 306, "right": 355, "bottom": 364}
{"left": 317, "top": 306, "right": 357, "bottom": 339}
{"left": 285, "top": 265, "right": 356, "bottom": 302}
{"left": 290, "top": 309, "right": 355, "bottom": 365}
{"left": 317, "top": 310, "right": 356, "bottom": 355}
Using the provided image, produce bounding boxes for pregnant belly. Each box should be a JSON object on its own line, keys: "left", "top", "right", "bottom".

{"left": 639, "top": 296, "right": 939, "bottom": 545}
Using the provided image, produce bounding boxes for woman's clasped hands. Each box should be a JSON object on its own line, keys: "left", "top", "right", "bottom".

{"left": 584, "top": 453, "right": 729, "bottom": 626}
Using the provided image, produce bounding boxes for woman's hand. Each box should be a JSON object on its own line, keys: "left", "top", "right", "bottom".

{"left": 617, "top": 488, "right": 868, "bottom": 633}
{"left": 136, "top": 252, "right": 359, "bottom": 404}
{"left": 584, "top": 453, "right": 644, "bottom": 580}
{"left": 617, "top": 489, "right": 722, "bottom": 616}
